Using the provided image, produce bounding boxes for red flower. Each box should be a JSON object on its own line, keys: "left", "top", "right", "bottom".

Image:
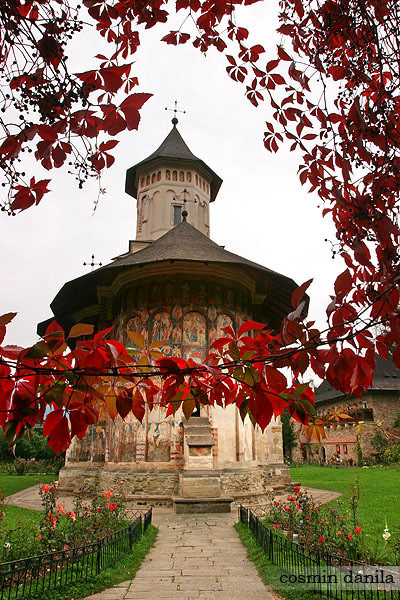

{"left": 318, "top": 537, "right": 324, "bottom": 543}
{"left": 273, "top": 522, "right": 278, "bottom": 529}
{"left": 337, "top": 530, "right": 342, "bottom": 537}
{"left": 294, "top": 486, "right": 300, "bottom": 491}
{"left": 347, "top": 533, "right": 353, "bottom": 540}
{"left": 104, "top": 491, "right": 111, "bottom": 498}
{"left": 296, "top": 504, "right": 300, "bottom": 510}
{"left": 41, "top": 485, "right": 50, "bottom": 492}
{"left": 355, "top": 526, "right": 362, "bottom": 534}
{"left": 306, "top": 516, "right": 310, "bottom": 520}
{"left": 37, "top": 535, "right": 41, "bottom": 541}
{"left": 108, "top": 502, "right": 117, "bottom": 511}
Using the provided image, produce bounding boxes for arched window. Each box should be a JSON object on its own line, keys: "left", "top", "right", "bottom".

{"left": 186, "top": 172, "right": 192, "bottom": 182}
{"left": 157, "top": 171, "right": 161, "bottom": 181}
{"left": 151, "top": 173, "right": 156, "bottom": 184}
{"left": 172, "top": 170, "right": 177, "bottom": 181}
{"left": 195, "top": 174, "right": 198, "bottom": 185}
{"left": 146, "top": 175, "right": 150, "bottom": 186}
{"left": 166, "top": 170, "right": 171, "bottom": 180}
{"left": 179, "top": 171, "right": 184, "bottom": 182}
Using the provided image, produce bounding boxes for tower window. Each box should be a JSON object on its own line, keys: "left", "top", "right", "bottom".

{"left": 179, "top": 171, "right": 184, "bottom": 182}
{"left": 157, "top": 171, "right": 161, "bottom": 181}
{"left": 186, "top": 172, "right": 192, "bottom": 182}
{"left": 173, "top": 205, "right": 182, "bottom": 225}
{"left": 172, "top": 171, "right": 177, "bottom": 181}
{"left": 151, "top": 173, "right": 156, "bottom": 184}
{"left": 166, "top": 170, "right": 171, "bottom": 180}
{"left": 146, "top": 175, "right": 150, "bottom": 185}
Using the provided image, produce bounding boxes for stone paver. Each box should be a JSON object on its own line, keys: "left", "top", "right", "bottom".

{"left": 5, "top": 484, "right": 341, "bottom": 599}
{"left": 86, "top": 509, "right": 275, "bottom": 600}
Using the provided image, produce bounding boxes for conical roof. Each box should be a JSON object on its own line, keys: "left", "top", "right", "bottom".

{"left": 125, "top": 123, "right": 222, "bottom": 201}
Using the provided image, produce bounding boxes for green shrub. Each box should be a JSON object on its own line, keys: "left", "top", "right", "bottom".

{"left": 382, "top": 444, "right": 400, "bottom": 464}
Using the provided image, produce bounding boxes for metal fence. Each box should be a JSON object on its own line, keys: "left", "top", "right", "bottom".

{"left": 0, "top": 508, "right": 152, "bottom": 600}
{"left": 239, "top": 506, "right": 400, "bottom": 600}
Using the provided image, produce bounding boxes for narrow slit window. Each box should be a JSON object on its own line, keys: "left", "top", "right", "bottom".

{"left": 173, "top": 205, "right": 182, "bottom": 225}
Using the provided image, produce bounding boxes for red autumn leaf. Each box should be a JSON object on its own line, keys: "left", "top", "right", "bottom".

{"left": 0, "top": 313, "right": 17, "bottom": 327}
{"left": 132, "top": 388, "right": 145, "bottom": 422}
{"left": 161, "top": 31, "right": 190, "bottom": 45}
{"left": 291, "top": 279, "right": 312, "bottom": 310}
{"left": 43, "top": 410, "right": 71, "bottom": 454}
{"left": 238, "top": 320, "right": 266, "bottom": 338}
{"left": 116, "top": 389, "right": 132, "bottom": 419}
{"left": 119, "top": 93, "right": 152, "bottom": 130}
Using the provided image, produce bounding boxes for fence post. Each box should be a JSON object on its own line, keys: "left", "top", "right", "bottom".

{"left": 129, "top": 524, "right": 133, "bottom": 551}
{"left": 96, "top": 539, "right": 102, "bottom": 575}
{"left": 269, "top": 529, "right": 273, "bottom": 562}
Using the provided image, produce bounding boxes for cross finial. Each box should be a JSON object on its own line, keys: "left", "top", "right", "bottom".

{"left": 83, "top": 254, "right": 102, "bottom": 271}
{"left": 165, "top": 100, "right": 186, "bottom": 126}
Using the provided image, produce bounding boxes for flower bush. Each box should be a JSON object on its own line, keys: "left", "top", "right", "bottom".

{"left": 0, "top": 480, "right": 128, "bottom": 562}
{"left": 0, "top": 457, "right": 64, "bottom": 476}
{"left": 263, "top": 483, "right": 398, "bottom": 564}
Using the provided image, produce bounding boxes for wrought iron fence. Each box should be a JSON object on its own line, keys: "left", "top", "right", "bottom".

{"left": 0, "top": 508, "right": 152, "bottom": 600}
{"left": 239, "top": 506, "right": 400, "bottom": 600}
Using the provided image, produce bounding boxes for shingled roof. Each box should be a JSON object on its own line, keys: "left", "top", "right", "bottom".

{"left": 107, "top": 219, "right": 296, "bottom": 276}
{"left": 315, "top": 355, "right": 400, "bottom": 404}
{"left": 43, "top": 219, "right": 301, "bottom": 336}
{"left": 125, "top": 124, "right": 222, "bottom": 202}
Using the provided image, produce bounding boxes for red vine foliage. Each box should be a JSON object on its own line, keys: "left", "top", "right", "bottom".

{"left": 1, "top": 0, "right": 400, "bottom": 452}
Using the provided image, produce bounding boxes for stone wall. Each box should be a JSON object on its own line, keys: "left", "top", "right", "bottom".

{"left": 292, "top": 391, "right": 400, "bottom": 465}
{"left": 59, "top": 463, "right": 290, "bottom": 506}
{"left": 59, "top": 466, "right": 181, "bottom": 506}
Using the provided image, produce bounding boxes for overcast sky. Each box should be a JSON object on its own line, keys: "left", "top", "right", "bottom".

{"left": 0, "top": 0, "right": 342, "bottom": 347}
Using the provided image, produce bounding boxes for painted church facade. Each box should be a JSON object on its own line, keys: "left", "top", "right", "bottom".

{"left": 40, "top": 120, "right": 299, "bottom": 508}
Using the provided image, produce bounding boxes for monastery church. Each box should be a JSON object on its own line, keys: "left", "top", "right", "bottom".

{"left": 40, "top": 117, "right": 300, "bottom": 511}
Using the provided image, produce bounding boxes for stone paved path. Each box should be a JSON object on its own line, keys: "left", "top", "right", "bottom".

{"left": 86, "top": 509, "right": 275, "bottom": 600}
{"left": 5, "top": 485, "right": 341, "bottom": 600}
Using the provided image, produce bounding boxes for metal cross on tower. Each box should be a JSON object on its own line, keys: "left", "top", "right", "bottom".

{"left": 165, "top": 100, "right": 186, "bottom": 125}
{"left": 83, "top": 254, "right": 102, "bottom": 270}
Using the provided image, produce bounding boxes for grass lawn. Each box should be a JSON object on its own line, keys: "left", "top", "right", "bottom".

{"left": 290, "top": 464, "right": 400, "bottom": 545}
{"left": 236, "top": 522, "right": 326, "bottom": 600}
{"left": 0, "top": 474, "right": 56, "bottom": 497}
{"left": 0, "top": 474, "right": 56, "bottom": 530}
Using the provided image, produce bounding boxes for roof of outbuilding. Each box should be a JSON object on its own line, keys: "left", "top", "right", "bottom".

{"left": 125, "top": 124, "right": 223, "bottom": 202}
{"left": 315, "top": 355, "right": 400, "bottom": 403}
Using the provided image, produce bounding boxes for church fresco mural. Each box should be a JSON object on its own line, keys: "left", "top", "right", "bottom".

{"left": 69, "top": 279, "right": 251, "bottom": 465}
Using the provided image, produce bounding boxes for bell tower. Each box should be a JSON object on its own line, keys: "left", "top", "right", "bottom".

{"left": 125, "top": 118, "right": 222, "bottom": 242}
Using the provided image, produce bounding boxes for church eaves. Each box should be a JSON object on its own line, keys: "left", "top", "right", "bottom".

{"left": 125, "top": 124, "right": 222, "bottom": 202}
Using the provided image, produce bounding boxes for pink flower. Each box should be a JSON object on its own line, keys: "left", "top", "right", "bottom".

{"left": 355, "top": 526, "right": 362, "bottom": 534}
{"left": 337, "top": 530, "right": 342, "bottom": 537}
{"left": 318, "top": 537, "right": 324, "bottom": 543}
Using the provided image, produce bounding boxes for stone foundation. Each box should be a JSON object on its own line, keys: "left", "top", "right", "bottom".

{"left": 58, "top": 462, "right": 290, "bottom": 506}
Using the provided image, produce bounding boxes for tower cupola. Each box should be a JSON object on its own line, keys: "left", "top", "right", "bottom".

{"left": 125, "top": 120, "right": 222, "bottom": 241}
